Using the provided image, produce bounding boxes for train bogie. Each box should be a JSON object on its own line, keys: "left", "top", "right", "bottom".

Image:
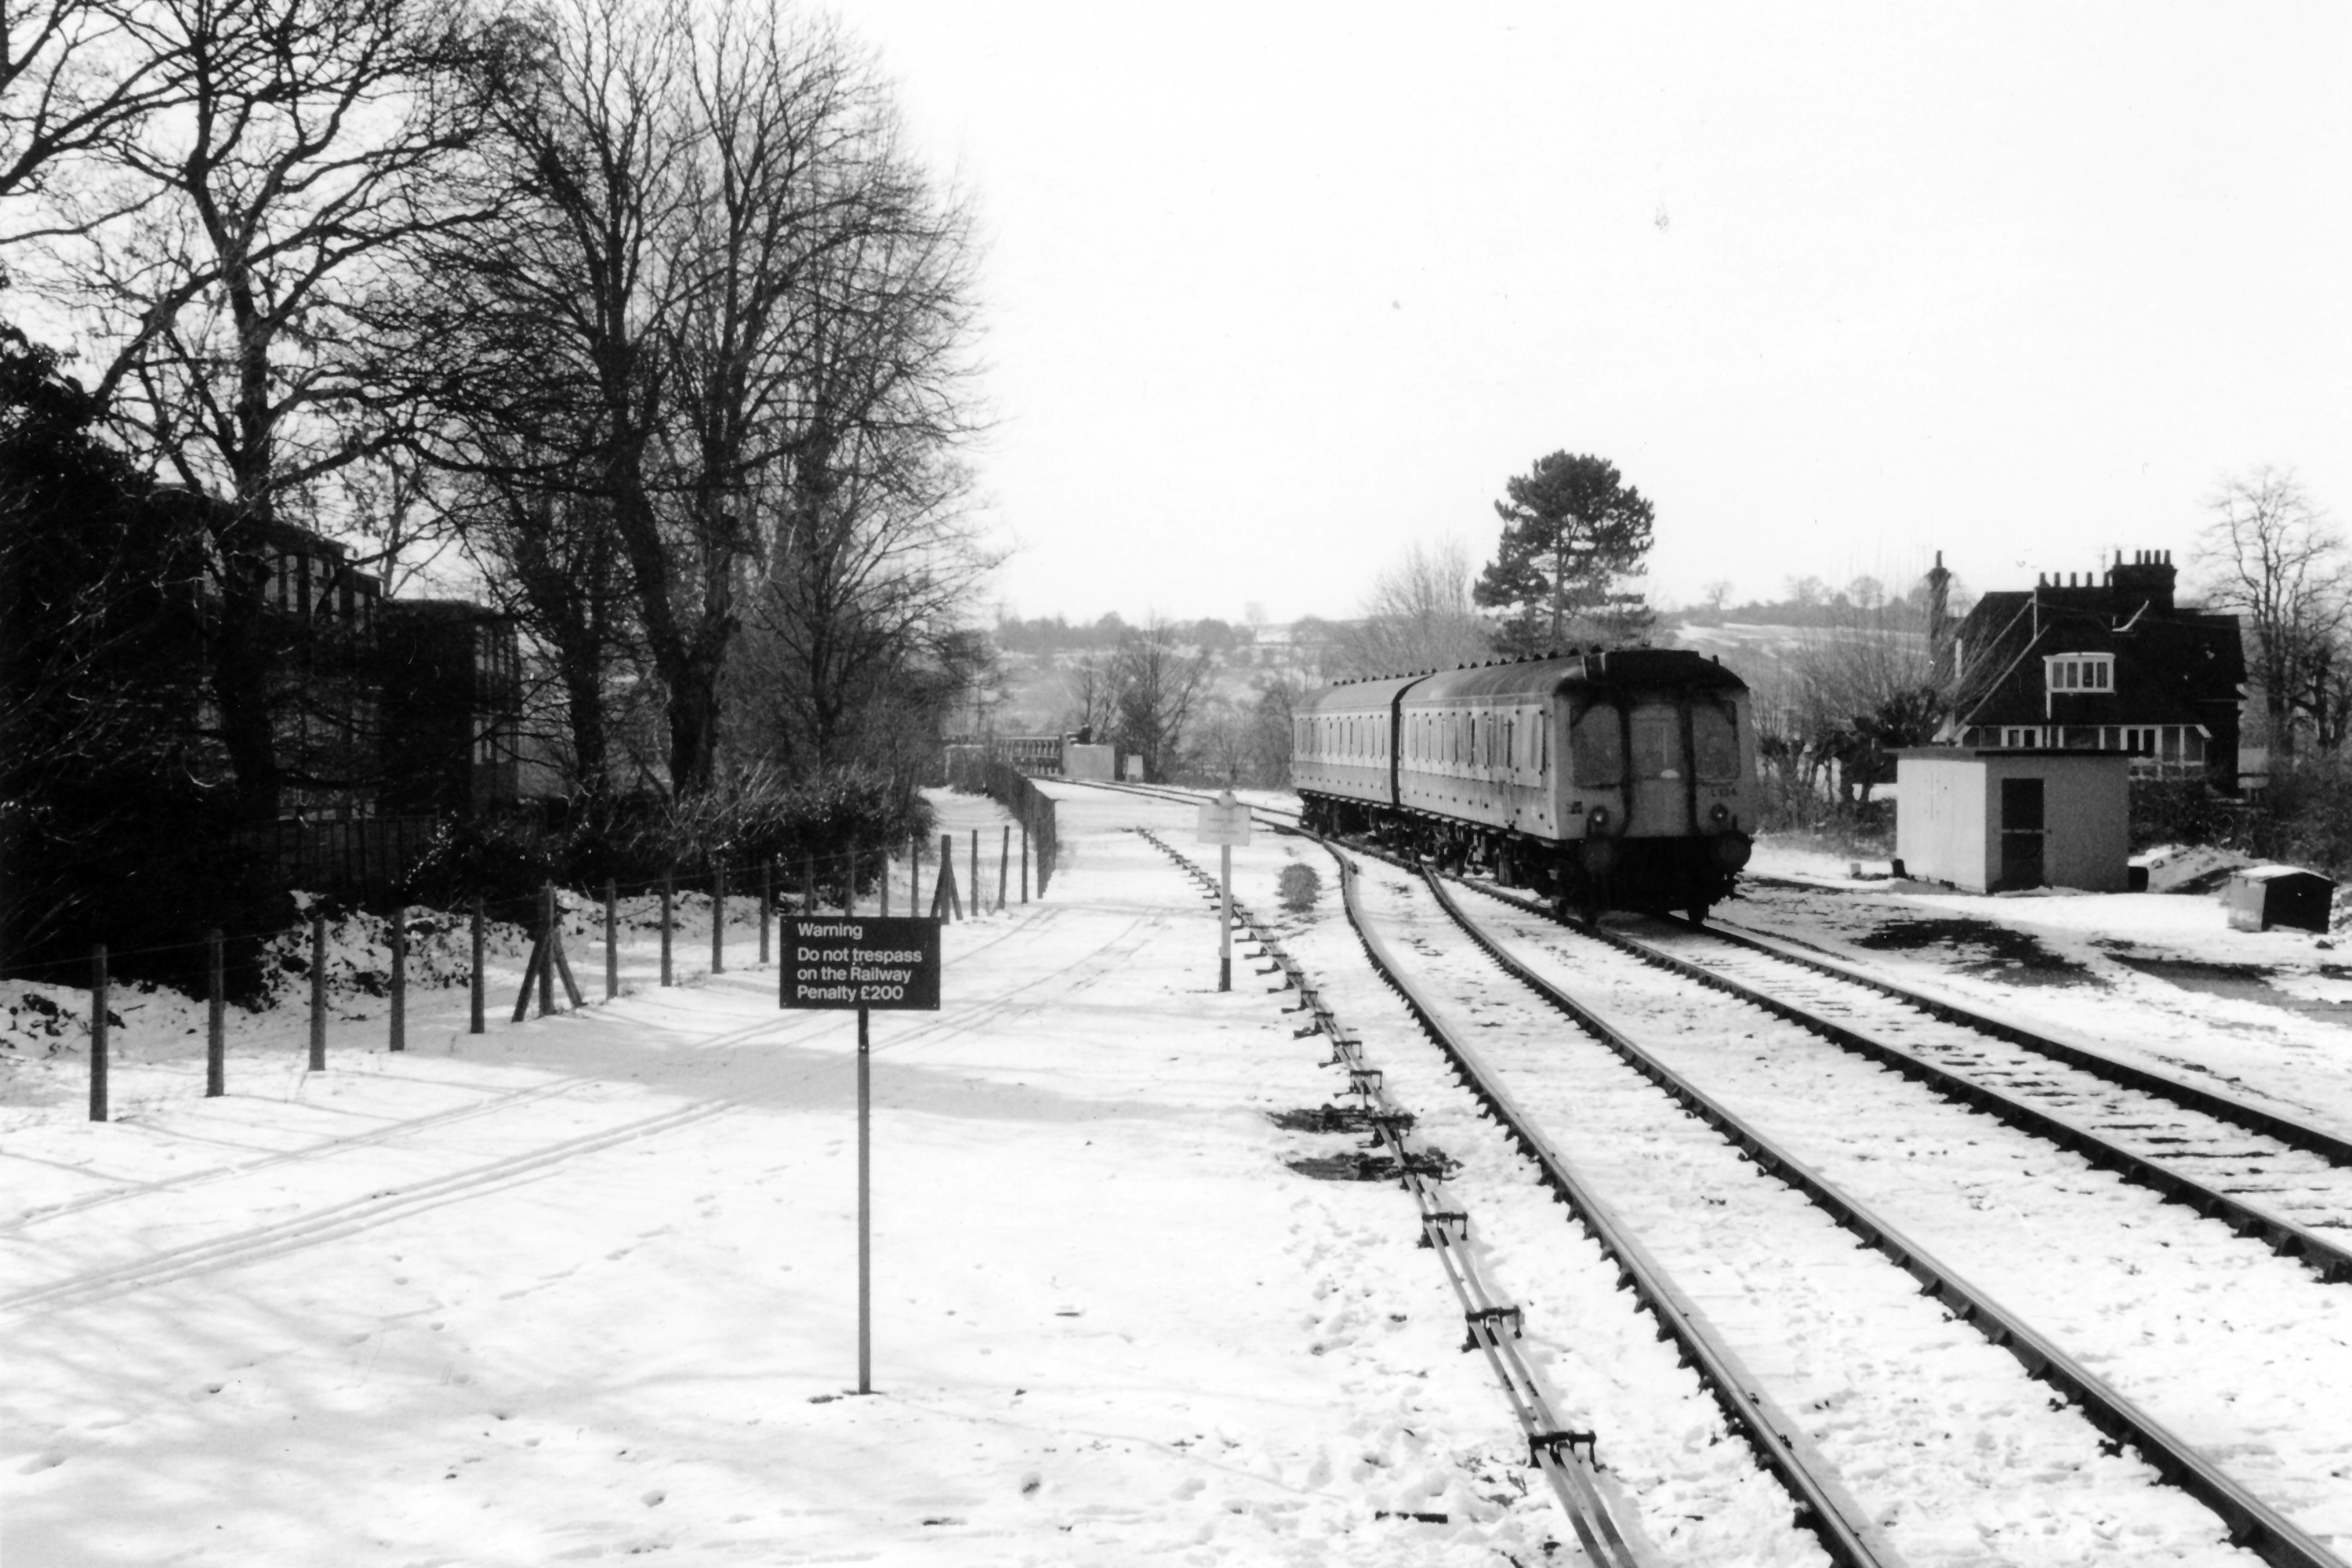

{"left": 1294, "top": 649, "right": 1759, "bottom": 917}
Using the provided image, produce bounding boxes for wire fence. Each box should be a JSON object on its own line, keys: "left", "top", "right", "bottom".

{"left": 949, "top": 752, "right": 1060, "bottom": 894}
{"left": 16, "top": 799, "right": 1059, "bottom": 1124}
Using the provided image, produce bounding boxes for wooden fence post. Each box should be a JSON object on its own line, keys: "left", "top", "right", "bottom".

{"left": 537, "top": 883, "right": 556, "bottom": 1018}
{"left": 88, "top": 945, "right": 107, "bottom": 1123}
{"left": 659, "top": 873, "right": 674, "bottom": 986}
{"left": 1020, "top": 819, "right": 1030, "bottom": 904}
{"left": 970, "top": 829, "right": 979, "bottom": 917}
{"left": 604, "top": 880, "right": 619, "bottom": 1000}
{"left": 389, "top": 906, "right": 406, "bottom": 1053}
{"left": 804, "top": 852, "right": 817, "bottom": 916}
{"left": 844, "top": 850, "right": 856, "bottom": 917}
{"left": 998, "top": 826, "right": 1010, "bottom": 913}
{"left": 308, "top": 913, "right": 328, "bottom": 1072}
{"left": 932, "top": 832, "right": 962, "bottom": 921}
{"left": 470, "top": 897, "right": 486, "bottom": 1034}
{"left": 909, "top": 835, "right": 919, "bottom": 914}
{"left": 880, "top": 848, "right": 891, "bottom": 916}
{"left": 206, "top": 929, "right": 225, "bottom": 1097}
{"left": 712, "top": 863, "right": 726, "bottom": 975}
{"left": 760, "top": 862, "right": 773, "bottom": 963}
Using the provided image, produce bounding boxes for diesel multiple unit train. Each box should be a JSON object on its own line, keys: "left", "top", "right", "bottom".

{"left": 1293, "top": 648, "right": 1760, "bottom": 918}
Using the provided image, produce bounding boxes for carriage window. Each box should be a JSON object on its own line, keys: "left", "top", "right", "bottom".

{"left": 1570, "top": 702, "right": 1621, "bottom": 787}
{"left": 1693, "top": 704, "right": 1740, "bottom": 782}
{"left": 1632, "top": 710, "right": 1679, "bottom": 779}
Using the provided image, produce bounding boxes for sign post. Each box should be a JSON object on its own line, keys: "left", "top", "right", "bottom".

{"left": 1196, "top": 790, "right": 1252, "bottom": 992}
{"left": 781, "top": 913, "right": 943, "bottom": 1395}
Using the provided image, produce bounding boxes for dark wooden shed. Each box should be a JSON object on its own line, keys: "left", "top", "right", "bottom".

{"left": 2223, "top": 866, "right": 2336, "bottom": 933}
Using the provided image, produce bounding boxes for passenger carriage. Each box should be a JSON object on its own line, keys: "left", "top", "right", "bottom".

{"left": 1294, "top": 649, "right": 1759, "bottom": 918}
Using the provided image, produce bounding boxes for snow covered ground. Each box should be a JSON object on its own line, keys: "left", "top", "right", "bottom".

{"left": 5, "top": 790, "right": 1573, "bottom": 1566}
{"left": 9, "top": 786, "right": 2351, "bottom": 1565}
{"left": 1739, "top": 837, "right": 2352, "bottom": 1138}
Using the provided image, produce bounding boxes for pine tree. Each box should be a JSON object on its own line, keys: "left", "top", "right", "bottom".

{"left": 1473, "top": 452, "right": 1656, "bottom": 655}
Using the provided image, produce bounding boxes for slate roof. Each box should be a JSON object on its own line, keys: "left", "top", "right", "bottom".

{"left": 1947, "top": 583, "right": 2242, "bottom": 733}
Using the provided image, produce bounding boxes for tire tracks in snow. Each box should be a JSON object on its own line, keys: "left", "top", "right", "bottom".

{"left": 2, "top": 904, "right": 1154, "bottom": 1319}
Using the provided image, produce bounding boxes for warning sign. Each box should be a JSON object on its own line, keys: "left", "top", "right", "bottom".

{"left": 780, "top": 916, "right": 942, "bottom": 1011}
{"left": 1196, "top": 793, "right": 1252, "bottom": 847}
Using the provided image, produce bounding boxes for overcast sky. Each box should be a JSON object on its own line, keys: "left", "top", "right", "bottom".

{"left": 847, "top": 2, "right": 2351, "bottom": 626}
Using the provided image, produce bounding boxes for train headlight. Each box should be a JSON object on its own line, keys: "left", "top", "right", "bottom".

{"left": 1587, "top": 804, "right": 1608, "bottom": 829}
{"left": 1710, "top": 803, "right": 1730, "bottom": 826}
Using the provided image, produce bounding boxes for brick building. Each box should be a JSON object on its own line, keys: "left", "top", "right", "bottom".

{"left": 1940, "top": 550, "right": 2244, "bottom": 789}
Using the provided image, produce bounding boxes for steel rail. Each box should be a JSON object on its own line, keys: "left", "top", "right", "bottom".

{"left": 1570, "top": 913, "right": 2352, "bottom": 1284}
{"left": 1414, "top": 866, "right": 2345, "bottom": 1568}
{"left": 1131, "top": 829, "right": 1645, "bottom": 1566}
{"left": 1318, "top": 843, "right": 1904, "bottom": 1568}
{"left": 1099, "top": 778, "right": 2347, "bottom": 1162}
{"left": 1691, "top": 911, "right": 2352, "bottom": 1167}
{"left": 1089, "top": 783, "right": 2352, "bottom": 1274}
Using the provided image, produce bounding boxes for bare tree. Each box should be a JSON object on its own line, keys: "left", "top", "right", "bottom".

{"left": 1185, "top": 693, "right": 1249, "bottom": 783}
{"left": 738, "top": 74, "right": 989, "bottom": 779}
{"left": 414, "top": 0, "right": 980, "bottom": 796}
{"left": 1327, "top": 536, "right": 1490, "bottom": 678}
{"left": 338, "top": 448, "right": 463, "bottom": 596}
{"left": 0, "top": 0, "right": 184, "bottom": 223}
{"left": 1112, "top": 618, "right": 1210, "bottom": 782}
{"left": 443, "top": 456, "right": 639, "bottom": 796}
{"left": 2194, "top": 466, "right": 2348, "bottom": 758}
{"left": 1059, "top": 648, "right": 1120, "bottom": 739}
{"left": 1781, "top": 582, "right": 1945, "bottom": 809}
{"left": 28, "top": 0, "right": 503, "bottom": 823}
{"left": 1247, "top": 673, "right": 1305, "bottom": 786}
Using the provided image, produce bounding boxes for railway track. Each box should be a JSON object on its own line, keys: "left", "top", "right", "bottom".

{"left": 1480, "top": 884, "right": 2352, "bottom": 1281}
{"left": 1134, "top": 828, "right": 1830, "bottom": 1568}
{"left": 1356, "top": 848, "right": 2342, "bottom": 1566}
{"left": 1078, "top": 782, "right": 2352, "bottom": 1278}
{"left": 1083, "top": 786, "right": 2343, "bottom": 1563}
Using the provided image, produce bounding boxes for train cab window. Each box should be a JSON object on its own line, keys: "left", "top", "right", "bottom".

{"left": 1570, "top": 702, "right": 1621, "bottom": 787}
{"left": 1693, "top": 704, "right": 1740, "bottom": 782}
{"left": 1632, "top": 710, "right": 1679, "bottom": 779}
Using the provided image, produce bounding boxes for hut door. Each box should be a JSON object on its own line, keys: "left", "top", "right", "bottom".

{"left": 1998, "top": 777, "right": 2045, "bottom": 890}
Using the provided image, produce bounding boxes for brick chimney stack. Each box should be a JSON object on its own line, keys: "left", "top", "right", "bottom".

{"left": 2107, "top": 548, "right": 2176, "bottom": 613}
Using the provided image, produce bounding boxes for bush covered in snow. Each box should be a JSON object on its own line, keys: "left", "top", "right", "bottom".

{"left": 396, "top": 768, "right": 935, "bottom": 909}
